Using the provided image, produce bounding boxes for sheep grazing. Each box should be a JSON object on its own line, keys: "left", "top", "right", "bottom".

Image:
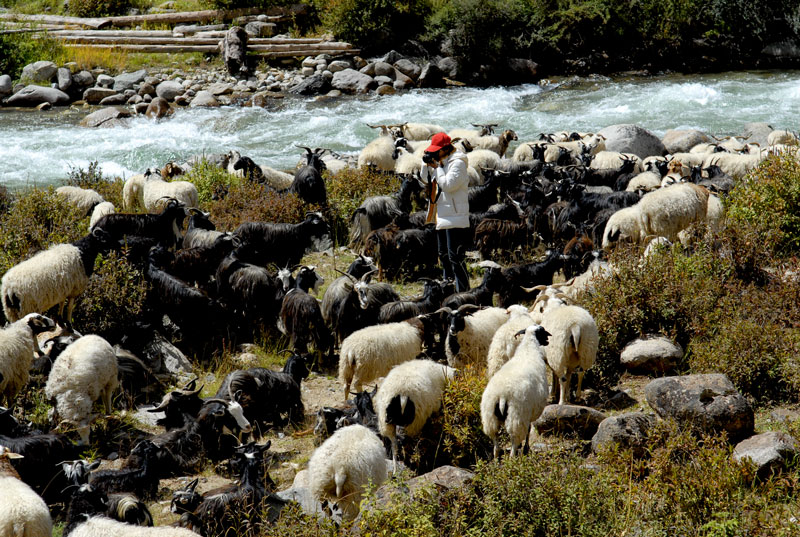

{"left": 308, "top": 424, "right": 388, "bottom": 521}
{"left": 289, "top": 146, "right": 328, "bottom": 205}
{"left": 89, "top": 201, "right": 116, "bottom": 231}
{"left": 0, "top": 313, "right": 55, "bottom": 405}
{"left": 55, "top": 185, "right": 105, "bottom": 216}
{"left": 481, "top": 324, "right": 550, "bottom": 457}
{"left": 485, "top": 305, "right": 537, "bottom": 379}
{"left": 539, "top": 303, "right": 599, "bottom": 405}
{"left": 141, "top": 167, "right": 199, "bottom": 213}
{"left": 638, "top": 182, "right": 709, "bottom": 242}
{"left": 44, "top": 334, "right": 118, "bottom": 445}
{"left": 0, "top": 446, "right": 52, "bottom": 537}
{"left": 441, "top": 305, "right": 510, "bottom": 368}
{"left": 122, "top": 172, "right": 146, "bottom": 211}
{"left": 232, "top": 211, "right": 330, "bottom": 268}
{"left": 338, "top": 315, "right": 432, "bottom": 400}
{"left": 375, "top": 359, "right": 457, "bottom": 471}
{"left": 321, "top": 255, "right": 377, "bottom": 327}
{"left": 278, "top": 265, "right": 332, "bottom": 359}
{"left": 1, "top": 228, "right": 116, "bottom": 325}
{"left": 474, "top": 129, "right": 519, "bottom": 157}
{"left": 601, "top": 205, "right": 643, "bottom": 249}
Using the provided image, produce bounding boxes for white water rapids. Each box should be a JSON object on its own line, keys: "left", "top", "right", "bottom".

{"left": 1, "top": 70, "right": 800, "bottom": 188}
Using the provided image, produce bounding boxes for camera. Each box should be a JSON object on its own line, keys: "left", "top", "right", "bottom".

{"left": 422, "top": 151, "right": 437, "bottom": 165}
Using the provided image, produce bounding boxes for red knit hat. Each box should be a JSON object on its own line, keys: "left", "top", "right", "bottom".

{"left": 425, "top": 132, "right": 451, "bottom": 152}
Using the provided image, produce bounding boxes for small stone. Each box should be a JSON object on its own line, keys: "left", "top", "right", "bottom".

{"left": 592, "top": 412, "right": 656, "bottom": 457}
{"left": 393, "top": 59, "right": 422, "bottom": 80}
{"left": 733, "top": 432, "right": 800, "bottom": 478}
{"left": 359, "top": 63, "right": 376, "bottom": 77}
{"left": 155, "top": 80, "right": 184, "bottom": 101}
{"left": 138, "top": 82, "right": 156, "bottom": 96}
{"left": 375, "top": 84, "right": 396, "bottom": 96}
{"left": 374, "top": 75, "right": 392, "bottom": 86}
{"left": 128, "top": 94, "right": 143, "bottom": 105}
{"left": 99, "top": 94, "right": 128, "bottom": 105}
{"left": 71, "top": 70, "right": 94, "bottom": 87}
{"left": 190, "top": 90, "right": 219, "bottom": 107}
{"left": 0, "top": 74, "right": 12, "bottom": 96}
{"left": 21, "top": 60, "right": 57, "bottom": 83}
{"left": 620, "top": 335, "right": 683, "bottom": 374}
{"left": 80, "top": 106, "right": 131, "bottom": 128}
{"left": 534, "top": 405, "right": 607, "bottom": 439}
{"left": 302, "top": 56, "right": 316, "bottom": 68}
{"left": 36, "top": 101, "right": 52, "bottom": 111}
{"left": 113, "top": 69, "right": 147, "bottom": 92}
{"left": 353, "top": 56, "right": 367, "bottom": 70}
{"left": 134, "top": 102, "right": 150, "bottom": 114}
{"left": 174, "top": 94, "right": 191, "bottom": 106}
{"left": 381, "top": 50, "right": 404, "bottom": 65}
{"left": 327, "top": 60, "right": 350, "bottom": 73}
{"left": 96, "top": 74, "right": 115, "bottom": 88}
{"left": 244, "top": 21, "right": 275, "bottom": 37}
{"left": 82, "top": 87, "right": 117, "bottom": 104}
{"left": 7, "top": 85, "right": 69, "bottom": 107}
{"left": 373, "top": 61, "right": 394, "bottom": 78}
{"left": 57, "top": 67, "right": 72, "bottom": 93}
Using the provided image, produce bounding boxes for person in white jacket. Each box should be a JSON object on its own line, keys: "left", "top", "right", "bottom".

{"left": 420, "top": 132, "right": 471, "bottom": 292}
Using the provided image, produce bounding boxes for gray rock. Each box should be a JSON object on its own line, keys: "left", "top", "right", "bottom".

{"left": 133, "top": 102, "right": 150, "bottom": 115}
{"left": 373, "top": 61, "right": 395, "bottom": 78}
{"left": 762, "top": 40, "right": 800, "bottom": 59}
{"left": 82, "top": 87, "right": 117, "bottom": 104}
{"left": 534, "top": 405, "right": 607, "bottom": 439}
{"left": 190, "top": 90, "right": 219, "bottom": 107}
{"left": 742, "top": 122, "right": 774, "bottom": 147}
{"left": 393, "top": 70, "right": 414, "bottom": 90}
{"left": 144, "top": 330, "right": 192, "bottom": 374}
{"left": 96, "top": 73, "right": 115, "bottom": 88}
{"left": 206, "top": 82, "right": 234, "bottom": 96}
{"left": 598, "top": 124, "right": 667, "bottom": 158}
{"left": 12, "top": 83, "right": 24, "bottom": 94}
{"left": 301, "top": 66, "right": 315, "bottom": 77}
{"left": 128, "top": 94, "right": 143, "bottom": 105}
{"left": 113, "top": 69, "right": 147, "bottom": 92}
{"left": 80, "top": 106, "right": 131, "bottom": 128}
{"left": 770, "top": 408, "right": 800, "bottom": 424}
{"left": 289, "top": 73, "right": 331, "bottom": 96}
{"left": 99, "top": 93, "right": 129, "bottom": 106}
{"left": 331, "top": 69, "right": 376, "bottom": 94}
{"left": 56, "top": 67, "right": 72, "bottom": 93}
{"left": 438, "top": 56, "right": 458, "bottom": 78}
{"left": 393, "top": 59, "right": 421, "bottom": 80}
{"left": 222, "top": 26, "right": 249, "bottom": 78}
{"left": 733, "top": 432, "right": 799, "bottom": 478}
{"left": 155, "top": 80, "right": 184, "bottom": 101}
{"left": 321, "top": 70, "right": 333, "bottom": 81}
{"left": 353, "top": 56, "right": 367, "bottom": 70}
{"left": 0, "top": 74, "right": 12, "bottom": 96}
{"left": 174, "top": 94, "right": 190, "bottom": 106}
{"left": 418, "top": 62, "right": 445, "bottom": 89}
{"left": 662, "top": 129, "right": 710, "bottom": 154}
{"left": 144, "top": 76, "right": 161, "bottom": 86}
{"left": 381, "top": 50, "right": 404, "bottom": 65}
{"left": 374, "top": 75, "right": 393, "bottom": 86}
{"left": 592, "top": 412, "right": 656, "bottom": 457}
{"left": 327, "top": 60, "right": 350, "bottom": 73}
{"left": 644, "top": 374, "right": 754, "bottom": 442}
{"left": 244, "top": 21, "right": 275, "bottom": 37}
{"left": 359, "top": 62, "right": 376, "bottom": 77}
{"left": 137, "top": 82, "right": 155, "bottom": 97}
{"left": 301, "top": 56, "right": 316, "bottom": 68}
{"left": 72, "top": 70, "right": 95, "bottom": 88}
{"left": 21, "top": 60, "right": 57, "bottom": 83}
{"left": 123, "top": 89, "right": 136, "bottom": 98}
{"left": 375, "top": 84, "right": 395, "bottom": 96}
{"left": 143, "top": 94, "right": 152, "bottom": 103}
{"left": 620, "top": 335, "right": 683, "bottom": 374}
{"left": 145, "top": 96, "right": 172, "bottom": 119}
{"left": 7, "top": 85, "right": 69, "bottom": 107}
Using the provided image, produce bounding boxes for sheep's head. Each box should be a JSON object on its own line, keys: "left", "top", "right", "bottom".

{"left": 514, "top": 324, "right": 551, "bottom": 347}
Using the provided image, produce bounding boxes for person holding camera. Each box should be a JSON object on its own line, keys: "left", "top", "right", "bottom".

{"left": 420, "top": 132, "right": 471, "bottom": 292}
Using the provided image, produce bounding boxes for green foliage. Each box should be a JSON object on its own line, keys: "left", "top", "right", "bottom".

{"left": 65, "top": 160, "right": 124, "bottom": 209}
{"left": 727, "top": 152, "right": 800, "bottom": 255}
{"left": 438, "top": 364, "right": 493, "bottom": 467}
{"left": 184, "top": 158, "right": 243, "bottom": 206}
{"left": 207, "top": 182, "right": 307, "bottom": 231}
{"left": 0, "top": 29, "right": 64, "bottom": 80}
{"left": 68, "top": 0, "right": 131, "bottom": 17}
{"left": 72, "top": 252, "right": 150, "bottom": 342}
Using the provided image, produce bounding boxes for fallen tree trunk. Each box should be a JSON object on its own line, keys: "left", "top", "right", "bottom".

{"left": 63, "top": 43, "right": 220, "bottom": 52}
{"left": 0, "top": 13, "right": 110, "bottom": 29}
{"left": 104, "top": 7, "right": 262, "bottom": 27}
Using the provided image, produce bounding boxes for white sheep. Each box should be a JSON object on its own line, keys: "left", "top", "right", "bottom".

{"left": 122, "top": 173, "right": 146, "bottom": 212}
{"left": 375, "top": 359, "right": 456, "bottom": 471}
{"left": 471, "top": 129, "right": 518, "bottom": 157}
{"left": 703, "top": 152, "right": 763, "bottom": 179}
{"left": 443, "top": 306, "right": 510, "bottom": 369}
{"left": 0, "top": 446, "right": 52, "bottom": 537}
{"left": 467, "top": 149, "right": 502, "bottom": 171}
{"left": 55, "top": 186, "right": 104, "bottom": 216}
{"left": 358, "top": 136, "right": 396, "bottom": 172}
{"left": 1, "top": 229, "right": 113, "bottom": 324}
{"left": 591, "top": 151, "right": 644, "bottom": 173}
{"left": 88, "top": 201, "right": 115, "bottom": 231}
{"left": 259, "top": 165, "right": 295, "bottom": 190}
{"left": 485, "top": 305, "right": 537, "bottom": 379}
{"left": 767, "top": 129, "right": 799, "bottom": 147}
{"left": 308, "top": 424, "right": 388, "bottom": 521}
{"left": 540, "top": 305, "right": 598, "bottom": 405}
{"left": 602, "top": 205, "right": 644, "bottom": 249}
{"left": 68, "top": 516, "right": 198, "bottom": 537}
{"left": 638, "top": 182, "right": 709, "bottom": 242}
{"left": 511, "top": 142, "right": 544, "bottom": 162}
{"left": 393, "top": 122, "right": 445, "bottom": 141}
{"left": 667, "top": 152, "right": 706, "bottom": 169}
{"left": 394, "top": 146, "right": 423, "bottom": 176}
{"left": 338, "top": 319, "right": 426, "bottom": 400}
{"left": 481, "top": 323, "right": 550, "bottom": 457}
{"left": 142, "top": 168, "right": 199, "bottom": 212}
{"left": 625, "top": 171, "right": 661, "bottom": 192}
{"left": 45, "top": 334, "right": 118, "bottom": 445}
{"left": 0, "top": 313, "right": 55, "bottom": 406}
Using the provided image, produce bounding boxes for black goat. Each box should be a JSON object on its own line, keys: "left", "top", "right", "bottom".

{"left": 288, "top": 146, "right": 327, "bottom": 205}
{"left": 441, "top": 262, "right": 504, "bottom": 309}
{"left": 321, "top": 255, "right": 377, "bottom": 329}
{"left": 379, "top": 279, "right": 447, "bottom": 323}
{"left": 584, "top": 155, "right": 638, "bottom": 189}
{"left": 233, "top": 211, "right": 330, "bottom": 268}
{"left": 349, "top": 175, "right": 422, "bottom": 250}
{"left": 468, "top": 171, "right": 502, "bottom": 213}
{"left": 278, "top": 266, "right": 332, "bottom": 360}
{"left": 88, "top": 439, "right": 161, "bottom": 500}
{"left": 63, "top": 484, "right": 110, "bottom": 537}
{"left": 495, "top": 249, "right": 566, "bottom": 307}
{"left": 146, "top": 379, "right": 205, "bottom": 431}
{"left": 95, "top": 198, "right": 187, "bottom": 250}
{"left": 170, "top": 233, "right": 234, "bottom": 290}
{"left": 183, "top": 208, "right": 225, "bottom": 249}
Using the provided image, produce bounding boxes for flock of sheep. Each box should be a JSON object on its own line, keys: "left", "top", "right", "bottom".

{"left": 0, "top": 117, "right": 798, "bottom": 535}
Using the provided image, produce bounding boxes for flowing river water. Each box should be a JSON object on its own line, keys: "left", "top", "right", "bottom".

{"left": 2, "top": 70, "right": 800, "bottom": 188}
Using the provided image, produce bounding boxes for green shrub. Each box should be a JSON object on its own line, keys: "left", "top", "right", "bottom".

{"left": 72, "top": 252, "right": 150, "bottom": 342}
{"left": 68, "top": 0, "right": 131, "bottom": 17}
{"left": 207, "top": 182, "right": 307, "bottom": 231}
{"left": 0, "top": 30, "right": 64, "bottom": 80}
{"left": 727, "top": 152, "right": 800, "bottom": 256}
{"left": 65, "top": 161, "right": 124, "bottom": 210}
{"left": 183, "top": 158, "right": 243, "bottom": 206}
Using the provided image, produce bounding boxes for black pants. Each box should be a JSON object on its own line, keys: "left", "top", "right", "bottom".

{"left": 437, "top": 227, "right": 471, "bottom": 292}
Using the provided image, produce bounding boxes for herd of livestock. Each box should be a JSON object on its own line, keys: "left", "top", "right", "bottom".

{"left": 0, "top": 118, "right": 797, "bottom": 535}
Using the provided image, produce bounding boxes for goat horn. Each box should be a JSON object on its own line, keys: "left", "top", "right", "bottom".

{"left": 554, "top": 292, "right": 574, "bottom": 303}
{"left": 434, "top": 307, "right": 453, "bottom": 315}
{"left": 147, "top": 400, "right": 170, "bottom": 412}
{"left": 202, "top": 398, "right": 230, "bottom": 405}
{"left": 296, "top": 145, "right": 312, "bottom": 154}
{"left": 334, "top": 268, "right": 357, "bottom": 283}
{"left": 277, "top": 348, "right": 294, "bottom": 356}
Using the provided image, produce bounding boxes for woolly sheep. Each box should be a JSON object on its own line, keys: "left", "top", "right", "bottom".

{"left": 703, "top": 152, "right": 763, "bottom": 179}
{"left": 511, "top": 141, "right": 545, "bottom": 162}
{"left": 677, "top": 192, "right": 724, "bottom": 243}
{"left": 89, "top": 201, "right": 116, "bottom": 231}
{"left": 393, "top": 122, "right": 445, "bottom": 141}
{"left": 338, "top": 319, "right": 426, "bottom": 400}
{"left": 485, "top": 305, "right": 537, "bottom": 379}
{"left": 0, "top": 313, "right": 55, "bottom": 406}
{"left": 767, "top": 129, "right": 798, "bottom": 147}
{"left": 393, "top": 147, "right": 423, "bottom": 176}
{"left": 481, "top": 324, "right": 550, "bottom": 457}
{"left": 45, "top": 334, "right": 118, "bottom": 445}
{"left": 0, "top": 446, "right": 53, "bottom": 537}
{"left": 602, "top": 206, "right": 643, "bottom": 249}
{"left": 259, "top": 165, "right": 295, "bottom": 190}
{"left": 358, "top": 136, "right": 396, "bottom": 172}
{"left": 1, "top": 229, "right": 115, "bottom": 324}
{"left": 122, "top": 173, "right": 146, "bottom": 212}
{"left": 142, "top": 169, "right": 199, "bottom": 212}
{"left": 638, "top": 182, "right": 709, "bottom": 242}
{"left": 443, "top": 306, "right": 510, "bottom": 369}
{"left": 467, "top": 149, "right": 502, "bottom": 171}
{"left": 472, "top": 129, "right": 518, "bottom": 157}
{"left": 375, "top": 359, "right": 456, "bottom": 471}
{"left": 68, "top": 516, "right": 198, "bottom": 537}
{"left": 55, "top": 186, "right": 104, "bottom": 216}
{"left": 667, "top": 152, "right": 705, "bottom": 168}
{"left": 308, "top": 424, "right": 387, "bottom": 521}
{"left": 539, "top": 305, "right": 598, "bottom": 405}
{"left": 591, "top": 151, "right": 644, "bottom": 173}
{"left": 625, "top": 171, "right": 661, "bottom": 192}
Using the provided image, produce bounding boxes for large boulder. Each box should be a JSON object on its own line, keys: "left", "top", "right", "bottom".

{"left": 733, "top": 432, "right": 799, "bottom": 478}
{"left": 418, "top": 62, "right": 445, "bottom": 89}
{"left": 155, "top": 80, "right": 184, "bottom": 102}
{"left": 741, "top": 122, "right": 774, "bottom": 147}
{"left": 393, "top": 59, "right": 421, "bottom": 81}
{"left": 289, "top": 73, "right": 331, "bottom": 96}
{"left": 534, "top": 404, "right": 606, "bottom": 439}
{"left": 662, "top": 129, "right": 710, "bottom": 154}
{"left": 189, "top": 90, "right": 219, "bottom": 107}
{"left": 592, "top": 412, "right": 656, "bottom": 457}
{"left": 373, "top": 61, "right": 395, "bottom": 78}
{"left": 331, "top": 69, "right": 376, "bottom": 94}
{"left": 222, "top": 26, "right": 249, "bottom": 78}
{"left": 57, "top": 67, "right": 72, "bottom": 93}
{"left": 393, "top": 69, "right": 414, "bottom": 90}
{"left": 113, "top": 69, "right": 147, "bottom": 92}
{"left": 145, "top": 96, "right": 172, "bottom": 119}
{"left": 21, "top": 60, "right": 57, "bottom": 83}
{"left": 0, "top": 74, "right": 12, "bottom": 97}
{"left": 80, "top": 106, "right": 132, "bottom": 128}
{"left": 82, "top": 87, "right": 118, "bottom": 104}
{"left": 72, "top": 70, "right": 95, "bottom": 88}
{"left": 644, "top": 374, "right": 754, "bottom": 442}
{"left": 620, "top": 335, "right": 683, "bottom": 374}
{"left": 598, "top": 124, "right": 667, "bottom": 158}
{"left": 96, "top": 74, "right": 115, "bottom": 88}
{"left": 6, "top": 85, "right": 69, "bottom": 107}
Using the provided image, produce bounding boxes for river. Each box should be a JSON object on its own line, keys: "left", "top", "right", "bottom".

{"left": 1, "top": 70, "right": 799, "bottom": 188}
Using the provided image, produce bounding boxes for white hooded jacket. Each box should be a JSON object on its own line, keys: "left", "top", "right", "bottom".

{"left": 420, "top": 150, "right": 470, "bottom": 230}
